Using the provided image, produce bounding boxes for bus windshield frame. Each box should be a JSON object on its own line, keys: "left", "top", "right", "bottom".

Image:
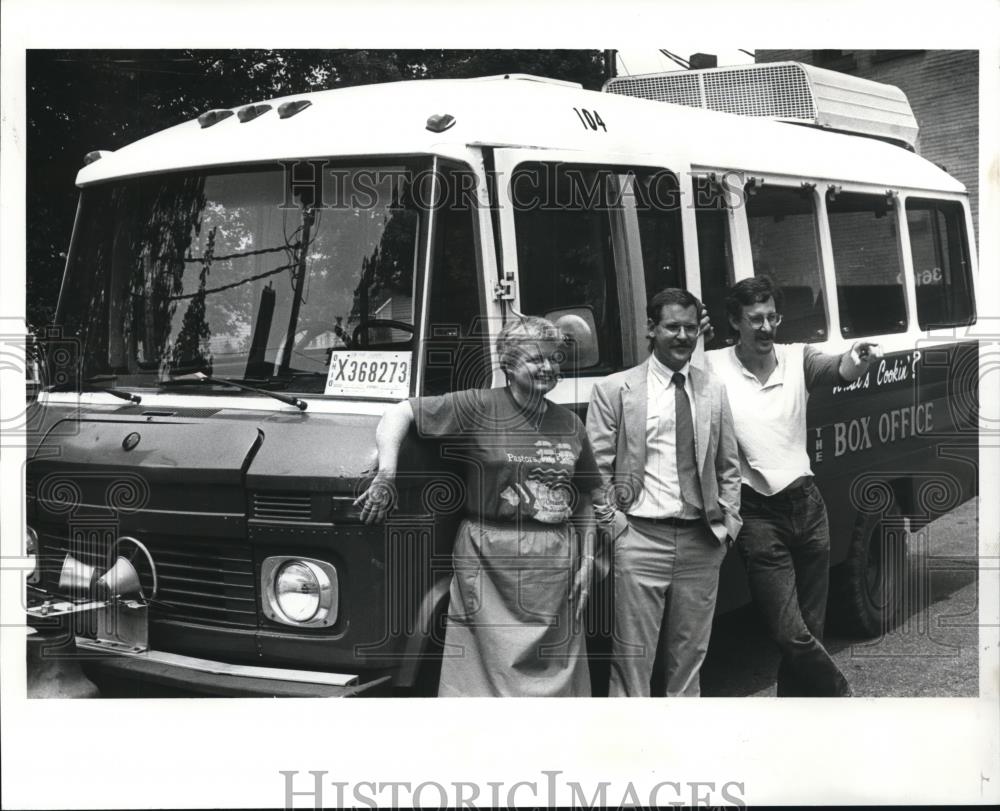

{"left": 55, "top": 158, "right": 437, "bottom": 398}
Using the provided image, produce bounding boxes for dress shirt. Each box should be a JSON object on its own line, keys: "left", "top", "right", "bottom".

{"left": 628, "top": 355, "right": 702, "bottom": 519}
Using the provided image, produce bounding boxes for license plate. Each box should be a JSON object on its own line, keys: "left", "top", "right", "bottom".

{"left": 325, "top": 351, "right": 411, "bottom": 398}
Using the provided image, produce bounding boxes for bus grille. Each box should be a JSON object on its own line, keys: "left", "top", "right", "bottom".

{"left": 36, "top": 527, "right": 258, "bottom": 629}
{"left": 252, "top": 493, "right": 313, "bottom": 522}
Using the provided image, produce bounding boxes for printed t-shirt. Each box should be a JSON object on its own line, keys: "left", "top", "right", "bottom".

{"left": 410, "top": 387, "right": 599, "bottom": 524}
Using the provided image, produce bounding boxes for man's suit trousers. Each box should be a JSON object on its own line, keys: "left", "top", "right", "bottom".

{"left": 609, "top": 515, "right": 726, "bottom": 697}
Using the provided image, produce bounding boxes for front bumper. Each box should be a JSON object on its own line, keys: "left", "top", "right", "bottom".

{"left": 73, "top": 638, "right": 390, "bottom": 698}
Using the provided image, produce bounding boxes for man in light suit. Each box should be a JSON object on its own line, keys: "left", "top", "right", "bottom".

{"left": 587, "top": 288, "right": 742, "bottom": 697}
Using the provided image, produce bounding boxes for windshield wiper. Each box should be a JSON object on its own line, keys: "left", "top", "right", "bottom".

{"left": 260, "top": 371, "right": 327, "bottom": 390}
{"left": 50, "top": 375, "right": 142, "bottom": 404}
{"left": 161, "top": 372, "right": 308, "bottom": 411}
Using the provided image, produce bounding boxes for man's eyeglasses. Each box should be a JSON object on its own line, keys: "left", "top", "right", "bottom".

{"left": 744, "top": 313, "right": 783, "bottom": 329}
{"left": 661, "top": 324, "right": 701, "bottom": 337}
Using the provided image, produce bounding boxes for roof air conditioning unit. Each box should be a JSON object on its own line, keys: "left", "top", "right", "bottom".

{"left": 604, "top": 61, "right": 919, "bottom": 150}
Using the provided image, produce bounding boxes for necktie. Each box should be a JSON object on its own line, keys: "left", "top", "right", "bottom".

{"left": 672, "top": 371, "right": 702, "bottom": 510}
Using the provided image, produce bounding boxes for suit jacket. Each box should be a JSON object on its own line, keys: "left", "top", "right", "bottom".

{"left": 586, "top": 359, "right": 742, "bottom": 545}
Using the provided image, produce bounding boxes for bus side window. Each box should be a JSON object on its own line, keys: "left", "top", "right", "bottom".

{"left": 693, "top": 175, "right": 735, "bottom": 350}
{"left": 906, "top": 198, "right": 976, "bottom": 329}
{"left": 745, "top": 184, "right": 828, "bottom": 342}
{"left": 827, "top": 190, "right": 907, "bottom": 338}
{"left": 422, "top": 168, "right": 490, "bottom": 395}
{"left": 513, "top": 164, "right": 625, "bottom": 373}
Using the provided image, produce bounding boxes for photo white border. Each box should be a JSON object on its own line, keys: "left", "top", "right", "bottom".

{"left": 2, "top": 0, "right": 998, "bottom": 807}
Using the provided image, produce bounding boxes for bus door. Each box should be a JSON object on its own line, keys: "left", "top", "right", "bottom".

{"left": 490, "top": 148, "right": 694, "bottom": 414}
{"left": 689, "top": 169, "right": 747, "bottom": 352}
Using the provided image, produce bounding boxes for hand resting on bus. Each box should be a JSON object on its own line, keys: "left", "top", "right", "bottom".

{"left": 353, "top": 400, "right": 413, "bottom": 524}
{"left": 698, "top": 304, "right": 714, "bottom": 343}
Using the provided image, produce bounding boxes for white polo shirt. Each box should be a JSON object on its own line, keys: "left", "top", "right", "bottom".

{"left": 704, "top": 343, "right": 841, "bottom": 496}
{"left": 627, "top": 354, "right": 702, "bottom": 519}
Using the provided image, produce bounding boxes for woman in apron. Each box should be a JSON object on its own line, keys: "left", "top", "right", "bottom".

{"left": 354, "top": 316, "right": 598, "bottom": 696}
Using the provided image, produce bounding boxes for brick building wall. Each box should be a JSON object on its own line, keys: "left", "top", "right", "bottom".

{"left": 755, "top": 50, "right": 979, "bottom": 240}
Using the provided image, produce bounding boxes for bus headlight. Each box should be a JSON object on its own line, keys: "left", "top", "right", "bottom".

{"left": 276, "top": 562, "right": 319, "bottom": 621}
{"left": 25, "top": 526, "right": 39, "bottom": 584}
{"left": 261, "top": 557, "right": 338, "bottom": 628}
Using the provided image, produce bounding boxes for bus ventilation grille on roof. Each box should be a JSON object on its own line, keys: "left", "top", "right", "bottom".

{"left": 606, "top": 62, "right": 816, "bottom": 120}
{"left": 704, "top": 63, "right": 815, "bottom": 119}
{"left": 603, "top": 61, "right": 918, "bottom": 150}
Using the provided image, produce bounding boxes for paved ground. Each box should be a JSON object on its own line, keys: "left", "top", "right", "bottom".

{"left": 27, "top": 498, "right": 981, "bottom": 699}
{"left": 701, "top": 497, "right": 981, "bottom": 697}
{"left": 26, "top": 632, "right": 99, "bottom": 699}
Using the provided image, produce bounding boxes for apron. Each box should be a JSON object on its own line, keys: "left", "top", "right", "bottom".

{"left": 437, "top": 518, "right": 591, "bottom": 697}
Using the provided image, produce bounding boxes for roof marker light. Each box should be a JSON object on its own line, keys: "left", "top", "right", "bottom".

{"left": 426, "top": 113, "right": 456, "bottom": 133}
{"left": 198, "top": 109, "right": 235, "bottom": 129}
{"left": 83, "top": 150, "right": 112, "bottom": 166}
{"left": 277, "top": 100, "right": 312, "bottom": 119}
{"left": 237, "top": 104, "right": 272, "bottom": 123}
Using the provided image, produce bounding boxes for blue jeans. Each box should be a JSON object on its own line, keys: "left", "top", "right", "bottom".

{"left": 737, "top": 481, "right": 851, "bottom": 697}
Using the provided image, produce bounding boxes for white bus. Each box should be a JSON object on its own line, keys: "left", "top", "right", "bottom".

{"left": 26, "top": 64, "right": 978, "bottom": 695}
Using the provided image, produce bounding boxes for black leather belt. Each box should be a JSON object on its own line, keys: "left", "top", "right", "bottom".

{"left": 629, "top": 515, "right": 703, "bottom": 528}
{"left": 743, "top": 477, "right": 813, "bottom": 501}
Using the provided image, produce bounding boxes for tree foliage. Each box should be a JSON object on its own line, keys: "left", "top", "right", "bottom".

{"left": 26, "top": 49, "right": 605, "bottom": 330}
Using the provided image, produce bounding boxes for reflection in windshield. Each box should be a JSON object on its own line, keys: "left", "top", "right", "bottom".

{"left": 59, "top": 164, "right": 422, "bottom": 393}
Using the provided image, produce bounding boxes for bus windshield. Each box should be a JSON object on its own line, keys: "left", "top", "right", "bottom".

{"left": 58, "top": 161, "right": 424, "bottom": 395}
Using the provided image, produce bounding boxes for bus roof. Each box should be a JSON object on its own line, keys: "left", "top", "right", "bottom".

{"left": 76, "top": 74, "right": 964, "bottom": 194}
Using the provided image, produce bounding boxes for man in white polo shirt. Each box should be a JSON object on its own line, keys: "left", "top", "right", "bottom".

{"left": 588, "top": 288, "right": 742, "bottom": 697}
{"left": 705, "top": 275, "right": 879, "bottom": 697}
